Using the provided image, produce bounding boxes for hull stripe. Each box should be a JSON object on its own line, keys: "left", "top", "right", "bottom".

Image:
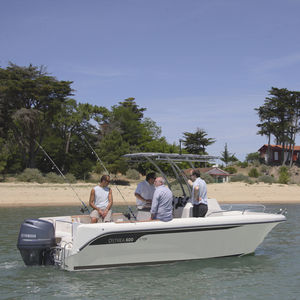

{"left": 79, "top": 219, "right": 284, "bottom": 251}
{"left": 73, "top": 254, "right": 244, "bottom": 270}
{"left": 88, "top": 225, "right": 239, "bottom": 247}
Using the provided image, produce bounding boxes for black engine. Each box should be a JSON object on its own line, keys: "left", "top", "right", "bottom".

{"left": 17, "top": 219, "right": 56, "bottom": 266}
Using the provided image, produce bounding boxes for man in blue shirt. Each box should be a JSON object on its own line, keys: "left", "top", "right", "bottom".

{"left": 150, "top": 177, "right": 173, "bottom": 222}
{"left": 188, "top": 170, "right": 208, "bottom": 217}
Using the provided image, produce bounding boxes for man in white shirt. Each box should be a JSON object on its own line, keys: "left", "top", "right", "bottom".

{"left": 134, "top": 172, "right": 156, "bottom": 220}
{"left": 188, "top": 169, "right": 208, "bottom": 217}
{"left": 89, "top": 175, "right": 113, "bottom": 223}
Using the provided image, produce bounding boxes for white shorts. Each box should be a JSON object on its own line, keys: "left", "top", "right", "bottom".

{"left": 136, "top": 210, "right": 151, "bottom": 221}
{"left": 90, "top": 209, "right": 112, "bottom": 222}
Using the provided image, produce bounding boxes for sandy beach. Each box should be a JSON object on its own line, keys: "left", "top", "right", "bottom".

{"left": 0, "top": 181, "right": 300, "bottom": 207}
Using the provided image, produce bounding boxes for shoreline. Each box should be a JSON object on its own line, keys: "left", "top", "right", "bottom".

{"left": 1, "top": 182, "right": 300, "bottom": 207}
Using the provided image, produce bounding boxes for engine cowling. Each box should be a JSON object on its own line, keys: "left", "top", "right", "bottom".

{"left": 17, "top": 219, "right": 55, "bottom": 266}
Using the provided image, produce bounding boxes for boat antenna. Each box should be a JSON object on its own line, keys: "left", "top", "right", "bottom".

{"left": 35, "top": 140, "right": 90, "bottom": 214}
{"left": 81, "top": 135, "right": 136, "bottom": 220}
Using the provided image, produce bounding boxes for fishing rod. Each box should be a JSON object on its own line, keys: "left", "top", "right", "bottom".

{"left": 82, "top": 135, "right": 136, "bottom": 220}
{"left": 35, "top": 140, "right": 90, "bottom": 213}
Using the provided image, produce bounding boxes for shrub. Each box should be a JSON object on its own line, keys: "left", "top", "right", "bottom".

{"left": 45, "top": 172, "right": 65, "bottom": 183}
{"left": 224, "top": 166, "right": 237, "bottom": 174}
{"left": 230, "top": 173, "right": 252, "bottom": 183}
{"left": 258, "top": 175, "right": 275, "bottom": 184}
{"left": 260, "top": 165, "right": 269, "bottom": 174}
{"left": 278, "top": 166, "right": 290, "bottom": 184}
{"left": 253, "top": 160, "right": 261, "bottom": 167}
{"left": 17, "top": 168, "right": 44, "bottom": 183}
{"left": 65, "top": 173, "right": 77, "bottom": 184}
{"left": 248, "top": 167, "right": 259, "bottom": 178}
{"left": 125, "top": 169, "right": 140, "bottom": 180}
{"left": 201, "top": 173, "right": 214, "bottom": 184}
{"left": 237, "top": 161, "right": 248, "bottom": 168}
{"left": 88, "top": 172, "right": 103, "bottom": 183}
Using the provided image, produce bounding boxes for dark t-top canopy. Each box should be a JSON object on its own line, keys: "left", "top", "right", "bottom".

{"left": 123, "top": 152, "right": 218, "bottom": 163}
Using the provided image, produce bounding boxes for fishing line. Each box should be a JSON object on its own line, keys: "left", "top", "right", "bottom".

{"left": 82, "top": 135, "right": 136, "bottom": 220}
{"left": 35, "top": 140, "right": 89, "bottom": 213}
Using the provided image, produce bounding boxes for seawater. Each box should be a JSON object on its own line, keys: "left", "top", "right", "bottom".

{"left": 0, "top": 204, "right": 299, "bottom": 300}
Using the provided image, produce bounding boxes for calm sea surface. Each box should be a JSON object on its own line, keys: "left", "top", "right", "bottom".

{"left": 0, "top": 204, "right": 299, "bottom": 300}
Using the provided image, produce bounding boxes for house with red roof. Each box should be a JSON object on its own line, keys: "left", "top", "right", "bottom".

{"left": 203, "top": 167, "right": 231, "bottom": 183}
{"left": 184, "top": 167, "right": 231, "bottom": 183}
{"left": 258, "top": 144, "right": 300, "bottom": 164}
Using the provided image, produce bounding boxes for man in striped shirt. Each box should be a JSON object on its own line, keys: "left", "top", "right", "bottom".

{"left": 150, "top": 177, "right": 173, "bottom": 222}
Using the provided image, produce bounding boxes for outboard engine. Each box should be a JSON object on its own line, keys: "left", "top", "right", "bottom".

{"left": 17, "top": 219, "right": 56, "bottom": 266}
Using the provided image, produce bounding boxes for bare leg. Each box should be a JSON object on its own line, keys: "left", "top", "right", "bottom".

{"left": 91, "top": 217, "right": 98, "bottom": 223}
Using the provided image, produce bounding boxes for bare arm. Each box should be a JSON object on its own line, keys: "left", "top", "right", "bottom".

{"left": 106, "top": 188, "right": 113, "bottom": 211}
{"left": 89, "top": 189, "right": 98, "bottom": 210}
{"left": 187, "top": 179, "right": 193, "bottom": 187}
{"left": 194, "top": 185, "right": 201, "bottom": 202}
{"left": 135, "top": 192, "right": 152, "bottom": 203}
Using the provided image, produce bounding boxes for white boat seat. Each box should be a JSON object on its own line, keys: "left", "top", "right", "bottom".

{"left": 207, "top": 198, "right": 221, "bottom": 212}
{"left": 181, "top": 199, "right": 221, "bottom": 218}
{"left": 112, "top": 213, "right": 129, "bottom": 222}
{"left": 71, "top": 215, "right": 91, "bottom": 224}
{"left": 181, "top": 202, "right": 193, "bottom": 218}
{"left": 206, "top": 198, "right": 222, "bottom": 216}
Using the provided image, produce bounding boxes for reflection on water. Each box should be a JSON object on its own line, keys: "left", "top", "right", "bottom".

{"left": 0, "top": 204, "right": 299, "bottom": 299}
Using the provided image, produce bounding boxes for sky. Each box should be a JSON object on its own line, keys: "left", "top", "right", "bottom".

{"left": 1, "top": 0, "right": 300, "bottom": 161}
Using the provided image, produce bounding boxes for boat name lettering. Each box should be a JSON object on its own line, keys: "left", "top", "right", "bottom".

{"left": 21, "top": 233, "right": 37, "bottom": 239}
{"left": 107, "top": 237, "right": 135, "bottom": 244}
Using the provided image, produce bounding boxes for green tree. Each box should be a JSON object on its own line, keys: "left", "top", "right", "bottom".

{"left": 110, "top": 98, "right": 147, "bottom": 146}
{"left": 96, "top": 129, "right": 130, "bottom": 174}
{"left": 93, "top": 98, "right": 178, "bottom": 174}
{"left": 12, "top": 108, "right": 44, "bottom": 168}
{"left": 220, "top": 143, "right": 238, "bottom": 166}
{"left": 245, "top": 152, "right": 260, "bottom": 164}
{"left": 182, "top": 128, "right": 215, "bottom": 154}
{"left": 48, "top": 99, "right": 109, "bottom": 173}
{"left": 287, "top": 91, "right": 300, "bottom": 166}
{"left": 0, "top": 138, "right": 9, "bottom": 179}
{"left": 0, "top": 64, "right": 179, "bottom": 177}
{"left": 0, "top": 63, "right": 73, "bottom": 168}
{"left": 92, "top": 98, "right": 147, "bottom": 174}
{"left": 255, "top": 104, "right": 274, "bottom": 165}
{"left": 255, "top": 87, "right": 300, "bottom": 165}
{"left": 142, "top": 117, "right": 162, "bottom": 140}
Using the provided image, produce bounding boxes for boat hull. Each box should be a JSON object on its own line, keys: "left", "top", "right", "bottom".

{"left": 63, "top": 217, "right": 283, "bottom": 271}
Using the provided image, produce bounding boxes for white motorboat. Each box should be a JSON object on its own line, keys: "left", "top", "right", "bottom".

{"left": 17, "top": 153, "right": 286, "bottom": 271}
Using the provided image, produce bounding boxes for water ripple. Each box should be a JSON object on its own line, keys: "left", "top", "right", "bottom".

{"left": 0, "top": 205, "right": 299, "bottom": 300}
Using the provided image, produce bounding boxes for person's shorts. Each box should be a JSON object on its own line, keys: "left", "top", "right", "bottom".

{"left": 136, "top": 209, "right": 151, "bottom": 221}
{"left": 90, "top": 209, "right": 112, "bottom": 222}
